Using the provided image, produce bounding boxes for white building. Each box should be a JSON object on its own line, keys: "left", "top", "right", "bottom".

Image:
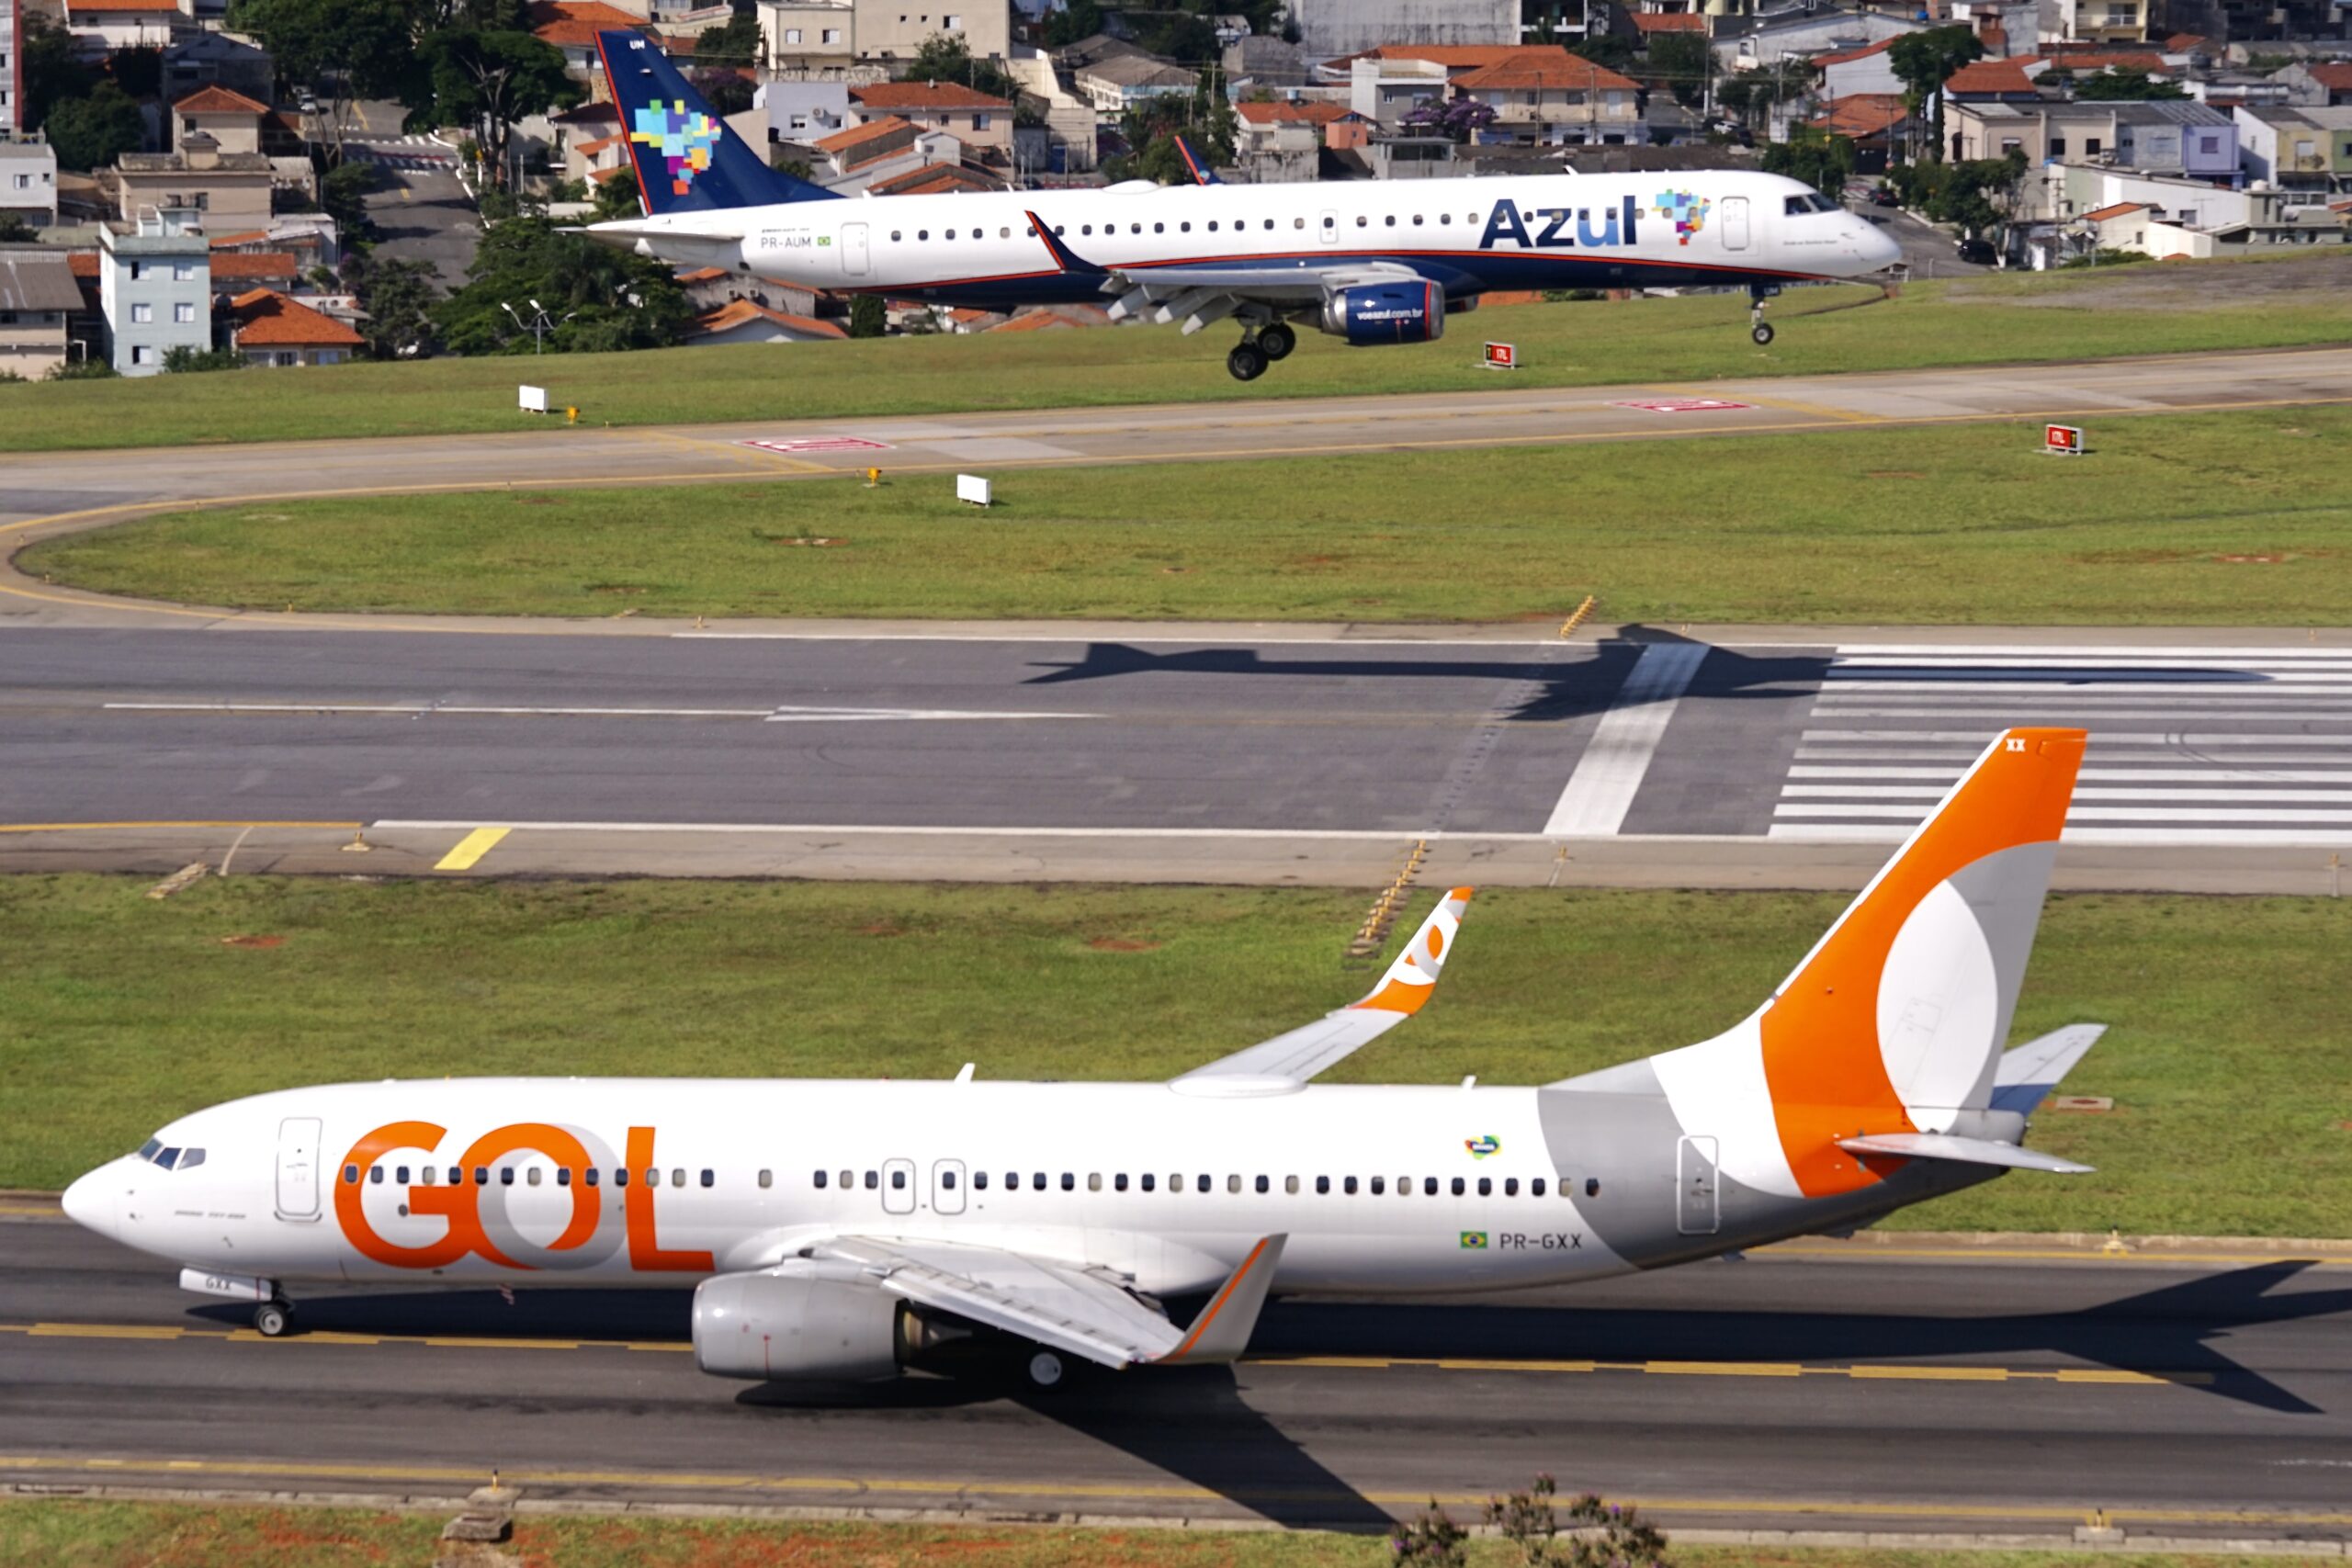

{"left": 1, "top": 139, "right": 58, "bottom": 227}
{"left": 97, "top": 207, "right": 211, "bottom": 376}
{"left": 1285, "top": 0, "right": 1514, "bottom": 61}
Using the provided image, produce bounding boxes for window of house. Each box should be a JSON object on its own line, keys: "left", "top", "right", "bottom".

{"left": 786, "top": 26, "right": 801, "bottom": 41}
{"left": 131, "top": 303, "right": 153, "bottom": 323}
{"left": 2001, "top": 138, "right": 2022, "bottom": 155}
{"left": 131, "top": 262, "right": 150, "bottom": 280}
{"left": 974, "top": 114, "right": 989, "bottom": 130}
{"left": 945, "top": 11, "right": 961, "bottom": 26}
{"left": 2051, "top": 137, "right": 2066, "bottom": 157}
{"left": 2086, "top": 138, "right": 2102, "bottom": 155}
{"left": 175, "top": 302, "right": 195, "bottom": 323}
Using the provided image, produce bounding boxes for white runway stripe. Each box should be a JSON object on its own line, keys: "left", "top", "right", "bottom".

{"left": 1816, "top": 675, "right": 2352, "bottom": 690}
{"left": 1777, "top": 803, "right": 2352, "bottom": 823}
{"left": 1543, "top": 642, "right": 1708, "bottom": 837}
{"left": 1792, "top": 767, "right": 2352, "bottom": 783}
{"left": 1784, "top": 785, "right": 2352, "bottom": 804}
{"left": 1768, "top": 825, "right": 2352, "bottom": 847}
{"left": 1830, "top": 644, "right": 2352, "bottom": 659}
{"left": 1801, "top": 730, "right": 2352, "bottom": 746}
{"left": 1807, "top": 707, "right": 2352, "bottom": 720}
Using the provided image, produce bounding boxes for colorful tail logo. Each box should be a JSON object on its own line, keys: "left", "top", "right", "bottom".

{"left": 630, "top": 99, "right": 722, "bottom": 197}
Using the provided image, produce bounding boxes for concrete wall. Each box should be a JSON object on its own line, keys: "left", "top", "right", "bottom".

{"left": 1289, "top": 0, "right": 1515, "bottom": 62}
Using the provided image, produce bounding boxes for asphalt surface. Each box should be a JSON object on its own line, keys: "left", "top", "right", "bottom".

{"left": 346, "top": 100, "right": 478, "bottom": 290}
{"left": 3, "top": 1214, "right": 2345, "bottom": 1538}
{"left": 4, "top": 349, "right": 2348, "bottom": 561}
{"left": 5, "top": 626, "right": 2350, "bottom": 891}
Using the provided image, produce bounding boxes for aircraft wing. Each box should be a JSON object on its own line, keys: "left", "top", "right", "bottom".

{"left": 815, "top": 1235, "right": 1284, "bottom": 1369}
{"left": 1016, "top": 214, "right": 1426, "bottom": 329}
{"left": 1172, "top": 888, "right": 1474, "bottom": 1095}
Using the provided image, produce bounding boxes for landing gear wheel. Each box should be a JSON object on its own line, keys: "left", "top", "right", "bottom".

{"left": 1257, "top": 321, "right": 1296, "bottom": 361}
{"left": 1023, "top": 1349, "right": 1066, "bottom": 1391}
{"left": 1750, "top": 322, "right": 1775, "bottom": 346}
{"left": 1227, "top": 341, "right": 1268, "bottom": 382}
{"left": 253, "top": 1301, "right": 291, "bottom": 1337}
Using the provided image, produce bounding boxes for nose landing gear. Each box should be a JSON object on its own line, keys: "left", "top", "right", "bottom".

{"left": 1747, "top": 283, "right": 1777, "bottom": 346}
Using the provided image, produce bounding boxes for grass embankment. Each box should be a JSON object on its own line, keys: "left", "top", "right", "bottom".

{"left": 2, "top": 253, "right": 2348, "bottom": 454}
{"left": 29, "top": 407, "right": 2352, "bottom": 625}
{"left": 0, "top": 1501, "right": 2278, "bottom": 1568}
{"left": 3, "top": 876, "right": 2345, "bottom": 1235}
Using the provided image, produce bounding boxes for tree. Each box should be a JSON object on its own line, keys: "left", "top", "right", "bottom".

{"left": 1571, "top": 32, "right": 1637, "bottom": 72}
{"left": 345, "top": 254, "right": 443, "bottom": 357}
{"left": 1715, "top": 67, "right": 1806, "bottom": 127}
{"left": 695, "top": 10, "right": 763, "bottom": 66}
{"left": 908, "top": 32, "right": 1021, "bottom": 102}
{"left": 1646, "top": 33, "right": 1712, "bottom": 110}
{"left": 417, "top": 29, "right": 581, "bottom": 187}
{"left": 1761, "top": 124, "right": 1856, "bottom": 194}
{"left": 1040, "top": 0, "right": 1102, "bottom": 48}
{"left": 691, "top": 69, "right": 757, "bottom": 116}
{"left": 0, "top": 215, "right": 37, "bottom": 243}
{"left": 229, "top": 0, "right": 415, "bottom": 156}
{"left": 1894, "top": 149, "right": 2027, "bottom": 234}
{"left": 592, "top": 165, "right": 642, "bottom": 220}
{"left": 433, "top": 217, "right": 694, "bottom": 354}
{"left": 1486, "top": 1476, "right": 1673, "bottom": 1568}
{"left": 1102, "top": 85, "right": 1236, "bottom": 182}
{"left": 1886, "top": 25, "right": 1983, "bottom": 160}
{"left": 47, "top": 83, "right": 146, "bottom": 172}
{"left": 20, "top": 17, "right": 96, "bottom": 132}
{"left": 321, "top": 161, "right": 381, "bottom": 242}
{"left": 163, "top": 344, "right": 247, "bottom": 372}
{"left": 109, "top": 46, "right": 164, "bottom": 101}
{"left": 2074, "top": 70, "right": 2188, "bottom": 100}
{"left": 848, "top": 294, "right": 887, "bottom": 337}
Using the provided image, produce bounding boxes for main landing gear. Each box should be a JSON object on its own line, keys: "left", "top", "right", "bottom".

{"left": 1747, "top": 283, "right": 1777, "bottom": 346}
{"left": 253, "top": 1297, "right": 293, "bottom": 1337}
{"left": 1226, "top": 320, "right": 1296, "bottom": 382}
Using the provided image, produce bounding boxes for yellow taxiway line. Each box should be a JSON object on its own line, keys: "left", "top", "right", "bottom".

{"left": 432, "top": 826, "right": 511, "bottom": 872}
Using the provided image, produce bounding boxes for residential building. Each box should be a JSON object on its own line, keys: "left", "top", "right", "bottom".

{"left": 1224, "top": 33, "right": 1312, "bottom": 94}
{"left": 0, "top": 247, "right": 77, "bottom": 377}
{"left": 1814, "top": 36, "right": 1903, "bottom": 97}
{"left": 1809, "top": 92, "right": 1915, "bottom": 170}
{"left": 759, "top": 0, "right": 1007, "bottom": 68}
{"left": 760, "top": 78, "right": 851, "bottom": 141}
{"left": 2235, "top": 104, "right": 2352, "bottom": 195}
{"left": 848, "top": 79, "right": 1011, "bottom": 152}
{"left": 2055, "top": 180, "right": 2348, "bottom": 255}
{"left": 4, "top": 0, "right": 21, "bottom": 137}
{"left": 116, "top": 149, "right": 277, "bottom": 233}
{"left": 2278, "top": 61, "right": 2352, "bottom": 107}
{"left": 1348, "top": 54, "right": 1453, "bottom": 125}
{"left": 864, "top": 158, "right": 999, "bottom": 192}
{"left": 1951, "top": 97, "right": 2234, "bottom": 170}
{"left": 1072, "top": 50, "right": 1197, "bottom": 117}
{"left": 2049, "top": 0, "right": 2149, "bottom": 44}
{"left": 1, "top": 139, "right": 58, "bottom": 227}
{"left": 64, "top": 0, "right": 187, "bottom": 54}
{"left": 1450, "top": 51, "right": 1642, "bottom": 144}
{"left": 690, "top": 298, "right": 848, "bottom": 344}
{"left": 760, "top": 0, "right": 854, "bottom": 71}
{"left": 96, "top": 206, "right": 209, "bottom": 376}
{"left": 1001, "top": 47, "right": 1095, "bottom": 171}
{"left": 225, "top": 286, "right": 362, "bottom": 366}
{"left": 527, "top": 0, "right": 648, "bottom": 81}
{"left": 808, "top": 112, "right": 963, "bottom": 189}
{"left": 1234, "top": 99, "right": 1350, "bottom": 181}
{"left": 1285, "top": 0, "right": 1515, "bottom": 60}
{"left": 173, "top": 85, "right": 267, "bottom": 156}
{"left": 1714, "top": 8, "right": 1925, "bottom": 71}
{"left": 160, "top": 29, "right": 275, "bottom": 103}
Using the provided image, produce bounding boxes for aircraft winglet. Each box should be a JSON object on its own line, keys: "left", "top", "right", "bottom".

{"left": 1155, "top": 1235, "right": 1285, "bottom": 1364}
{"left": 1023, "top": 209, "right": 1107, "bottom": 277}
{"left": 1172, "top": 135, "right": 1222, "bottom": 186}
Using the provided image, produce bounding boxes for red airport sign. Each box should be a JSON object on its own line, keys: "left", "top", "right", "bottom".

{"left": 1483, "top": 341, "right": 1516, "bottom": 370}
{"left": 2044, "top": 423, "right": 2085, "bottom": 456}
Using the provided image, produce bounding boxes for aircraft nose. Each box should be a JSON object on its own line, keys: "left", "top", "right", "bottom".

{"left": 1861, "top": 222, "right": 1903, "bottom": 270}
{"left": 61, "top": 1165, "right": 119, "bottom": 1239}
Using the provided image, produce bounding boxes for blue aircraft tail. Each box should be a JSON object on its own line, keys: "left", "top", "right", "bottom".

{"left": 594, "top": 30, "right": 840, "bottom": 214}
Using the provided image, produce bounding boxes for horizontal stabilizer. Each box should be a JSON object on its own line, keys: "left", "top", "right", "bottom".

{"left": 1838, "top": 1132, "right": 2093, "bottom": 1175}
{"left": 1990, "top": 1023, "right": 2108, "bottom": 1114}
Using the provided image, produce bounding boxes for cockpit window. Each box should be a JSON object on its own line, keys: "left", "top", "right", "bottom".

{"left": 157, "top": 1147, "right": 180, "bottom": 1169}
{"left": 178, "top": 1148, "right": 205, "bottom": 1170}
{"left": 1785, "top": 193, "right": 1840, "bottom": 215}
{"left": 136, "top": 1141, "right": 203, "bottom": 1170}
{"left": 139, "top": 1138, "right": 164, "bottom": 1162}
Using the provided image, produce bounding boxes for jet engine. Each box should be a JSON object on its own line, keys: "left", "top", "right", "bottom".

{"left": 693, "top": 1261, "right": 913, "bottom": 1381}
{"left": 1319, "top": 281, "right": 1444, "bottom": 346}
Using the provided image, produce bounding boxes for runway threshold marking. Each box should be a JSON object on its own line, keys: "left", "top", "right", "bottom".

{"left": 0, "top": 819, "right": 361, "bottom": 834}
{"left": 0, "top": 1322, "right": 2211, "bottom": 1384}
{"left": 433, "top": 828, "right": 510, "bottom": 872}
{"left": 0, "top": 1452, "right": 2342, "bottom": 1529}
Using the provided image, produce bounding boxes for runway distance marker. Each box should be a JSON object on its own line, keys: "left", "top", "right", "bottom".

{"left": 741, "top": 436, "right": 893, "bottom": 455}
{"left": 1611, "top": 398, "right": 1753, "bottom": 414}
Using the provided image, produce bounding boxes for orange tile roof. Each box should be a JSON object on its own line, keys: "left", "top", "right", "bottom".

{"left": 2164, "top": 31, "right": 2208, "bottom": 51}
{"left": 815, "top": 114, "right": 913, "bottom": 154}
{"left": 210, "top": 251, "right": 297, "bottom": 281}
{"left": 1633, "top": 12, "right": 1706, "bottom": 31}
{"left": 174, "top": 85, "right": 268, "bottom": 115}
{"left": 573, "top": 132, "right": 626, "bottom": 155}
{"left": 70, "top": 0, "right": 185, "bottom": 13}
{"left": 851, "top": 81, "right": 1012, "bottom": 111}
{"left": 1943, "top": 58, "right": 2038, "bottom": 94}
{"left": 1810, "top": 92, "right": 1910, "bottom": 137}
{"left": 229, "top": 288, "right": 365, "bottom": 347}
{"left": 588, "top": 163, "right": 635, "bottom": 183}
{"left": 2048, "top": 50, "right": 2172, "bottom": 73}
{"left": 673, "top": 265, "right": 729, "bottom": 282}
{"left": 865, "top": 161, "right": 1000, "bottom": 196}
{"left": 2081, "top": 200, "right": 2147, "bottom": 221}
{"left": 67, "top": 251, "right": 100, "bottom": 279}
{"left": 1814, "top": 37, "right": 1894, "bottom": 65}
{"left": 984, "top": 305, "right": 1111, "bottom": 333}
{"left": 528, "top": 0, "right": 648, "bottom": 49}
{"left": 1453, "top": 52, "right": 1640, "bottom": 93}
{"left": 1346, "top": 43, "right": 1574, "bottom": 69}
{"left": 695, "top": 299, "right": 847, "bottom": 337}
{"left": 207, "top": 230, "right": 269, "bottom": 247}
{"left": 1234, "top": 99, "right": 1349, "bottom": 125}
{"left": 2310, "top": 62, "right": 2352, "bottom": 89}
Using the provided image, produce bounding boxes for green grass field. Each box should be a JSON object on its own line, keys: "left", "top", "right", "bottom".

{"left": 3, "top": 876, "right": 2345, "bottom": 1236}
{"left": 3, "top": 252, "right": 2348, "bottom": 454}
{"left": 28, "top": 406, "right": 2352, "bottom": 625}
{"left": 0, "top": 1499, "right": 2278, "bottom": 1568}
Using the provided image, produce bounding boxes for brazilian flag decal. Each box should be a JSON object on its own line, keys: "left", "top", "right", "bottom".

{"left": 1460, "top": 1231, "right": 1488, "bottom": 1250}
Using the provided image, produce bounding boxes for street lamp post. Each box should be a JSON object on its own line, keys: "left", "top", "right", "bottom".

{"left": 500, "top": 299, "right": 575, "bottom": 353}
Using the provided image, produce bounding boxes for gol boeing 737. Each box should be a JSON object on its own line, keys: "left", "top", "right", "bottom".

{"left": 578, "top": 31, "right": 1902, "bottom": 380}
{"left": 64, "top": 728, "right": 2103, "bottom": 1391}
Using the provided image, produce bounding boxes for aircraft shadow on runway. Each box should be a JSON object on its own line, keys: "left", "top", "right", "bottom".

{"left": 184, "top": 1260, "right": 2340, "bottom": 1527}
{"left": 1019, "top": 629, "right": 2274, "bottom": 726}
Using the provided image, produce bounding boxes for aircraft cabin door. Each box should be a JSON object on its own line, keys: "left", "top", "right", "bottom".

{"left": 1721, "top": 197, "right": 1750, "bottom": 251}
{"left": 842, "top": 222, "right": 870, "bottom": 276}
{"left": 932, "top": 1159, "right": 967, "bottom": 1215}
{"left": 1317, "top": 208, "right": 1340, "bottom": 246}
{"left": 882, "top": 1156, "right": 916, "bottom": 1215}
{"left": 275, "top": 1116, "right": 322, "bottom": 1222}
{"left": 1677, "top": 1134, "right": 1720, "bottom": 1235}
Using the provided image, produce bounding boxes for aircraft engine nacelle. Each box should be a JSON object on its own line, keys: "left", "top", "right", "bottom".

{"left": 1319, "top": 281, "right": 1444, "bottom": 346}
{"left": 693, "top": 1263, "right": 911, "bottom": 1382}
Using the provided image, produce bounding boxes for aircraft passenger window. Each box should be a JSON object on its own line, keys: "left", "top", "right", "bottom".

{"left": 1114, "top": 1173, "right": 1127, "bottom": 1191}
{"left": 500, "top": 1168, "right": 514, "bottom": 1186}
{"left": 892, "top": 1169, "right": 908, "bottom": 1190}
{"left": 1254, "top": 1175, "right": 1270, "bottom": 1194}
{"left": 1054, "top": 226, "right": 1065, "bottom": 235}
{"left": 1385, "top": 215, "right": 1396, "bottom": 227}
{"left": 1531, "top": 1178, "right": 1545, "bottom": 1197}
{"left": 1451, "top": 1177, "right": 1464, "bottom": 1196}
{"left": 891, "top": 231, "right": 901, "bottom": 241}
{"left": 1420, "top": 1177, "right": 1435, "bottom": 1196}
{"left": 396, "top": 1166, "right": 411, "bottom": 1184}
{"left": 1439, "top": 213, "right": 1451, "bottom": 225}
{"left": 1181, "top": 221, "right": 1191, "bottom": 231}
{"left": 1153, "top": 222, "right": 1164, "bottom": 233}
{"left": 1321, "top": 215, "right": 1333, "bottom": 229}
{"left": 945, "top": 229, "right": 956, "bottom": 240}
{"left": 1061, "top": 1172, "right": 1075, "bottom": 1191}
{"left": 813, "top": 1169, "right": 828, "bottom": 1189}
{"left": 1504, "top": 1178, "right": 1519, "bottom": 1197}
{"left": 1356, "top": 215, "right": 1367, "bottom": 227}
{"left": 1141, "top": 1173, "right": 1155, "bottom": 1191}
{"left": 1587, "top": 1178, "right": 1601, "bottom": 1197}
{"left": 450, "top": 1167, "right": 464, "bottom": 1185}
{"left": 1088, "top": 1173, "right": 1102, "bottom": 1191}
{"left": 369, "top": 1166, "right": 384, "bottom": 1184}
{"left": 558, "top": 1168, "right": 571, "bottom": 1188}
{"left": 581, "top": 1168, "right": 596, "bottom": 1187}
{"left": 420, "top": 1167, "right": 436, "bottom": 1186}
{"left": 1476, "top": 1178, "right": 1490, "bottom": 1197}
{"left": 343, "top": 1164, "right": 358, "bottom": 1184}
{"left": 1081, "top": 224, "right": 1092, "bottom": 235}
{"left": 670, "top": 1168, "right": 684, "bottom": 1189}
{"left": 974, "top": 1171, "right": 988, "bottom": 1190}
{"left": 614, "top": 1168, "right": 628, "bottom": 1187}
{"left": 701, "top": 1169, "right": 716, "bottom": 1189}
{"left": 1285, "top": 1176, "right": 1300, "bottom": 1195}
{"left": 1263, "top": 219, "right": 1274, "bottom": 230}
{"left": 1412, "top": 215, "right": 1424, "bottom": 226}
{"left": 181, "top": 1149, "right": 204, "bottom": 1170}
{"left": 1227, "top": 1175, "right": 1242, "bottom": 1194}
{"left": 1197, "top": 1174, "right": 1212, "bottom": 1193}
{"left": 1131, "top": 222, "right": 1142, "bottom": 234}
{"left": 918, "top": 230, "right": 928, "bottom": 240}
{"left": 841, "top": 1170, "right": 854, "bottom": 1190}
{"left": 527, "top": 1167, "right": 541, "bottom": 1187}
{"left": 1316, "top": 1177, "right": 1330, "bottom": 1195}
{"left": 1000, "top": 226, "right": 1011, "bottom": 238}
{"left": 1293, "top": 217, "right": 1306, "bottom": 230}
{"left": 758, "top": 1169, "right": 773, "bottom": 1189}
{"left": 1343, "top": 1176, "right": 1358, "bottom": 1195}
{"left": 865, "top": 1170, "right": 879, "bottom": 1190}
{"left": 1207, "top": 220, "right": 1218, "bottom": 231}
{"left": 1007, "top": 1172, "right": 1019, "bottom": 1190}
{"left": 1034, "top": 1172, "right": 1047, "bottom": 1190}
{"left": 942, "top": 1170, "right": 956, "bottom": 1189}
{"left": 1370, "top": 1177, "right": 1385, "bottom": 1195}
{"left": 475, "top": 1167, "right": 490, "bottom": 1186}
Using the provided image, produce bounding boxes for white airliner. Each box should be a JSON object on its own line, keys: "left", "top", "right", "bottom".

{"left": 581, "top": 31, "right": 1902, "bottom": 380}
{"left": 66, "top": 728, "right": 2104, "bottom": 1392}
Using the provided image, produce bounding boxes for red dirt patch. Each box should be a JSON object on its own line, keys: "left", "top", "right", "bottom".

{"left": 859, "top": 921, "right": 905, "bottom": 937}
{"left": 1087, "top": 937, "right": 1159, "bottom": 952}
{"left": 220, "top": 933, "right": 284, "bottom": 949}
{"left": 1867, "top": 469, "right": 1927, "bottom": 479}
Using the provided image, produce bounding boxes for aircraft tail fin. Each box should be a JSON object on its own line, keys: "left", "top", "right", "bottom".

{"left": 1757, "top": 728, "right": 2086, "bottom": 1194}
{"left": 594, "top": 30, "right": 840, "bottom": 214}
{"left": 1172, "top": 134, "right": 1222, "bottom": 186}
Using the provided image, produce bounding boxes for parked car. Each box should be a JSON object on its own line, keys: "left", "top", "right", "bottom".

{"left": 1956, "top": 236, "right": 1997, "bottom": 265}
{"left": 1868, "top": 186, "right": 1900, "bottom": 208}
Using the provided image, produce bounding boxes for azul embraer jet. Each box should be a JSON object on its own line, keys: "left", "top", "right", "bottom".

{"left": 67, "top": 730, "right": 2102, "bottom": 1392}
{"left": 580, "top": 30, "right": 1902, "bottom": 379}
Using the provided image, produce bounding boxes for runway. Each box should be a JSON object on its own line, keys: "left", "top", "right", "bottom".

{"left": 5, "top": 625, "right": 2351, "bottom": 892}
{"left": 3, "top": 348, "right": 2349, "bottom": 579}
{"left": 3, "top": 1213, "right": 2346, "bottom": 1540}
